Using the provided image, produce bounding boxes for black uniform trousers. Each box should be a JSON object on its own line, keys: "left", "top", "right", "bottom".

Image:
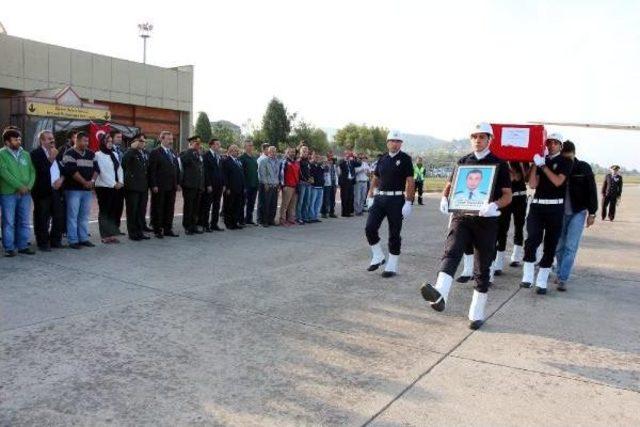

{"left": 182, "top": 187, "right": 202, "bottom": 231}
{"left": 151, "top": 189, "right": 176, "bottom": 234}
{"left": 223, "top": 191, "right": 243, "bottom": 228}
{"left": 440, "top": 215, "right": 499, "bottom": 293}
{"left": 125, "top": 190, "right": 147, "bottom": 238}
{"left": 321, "top": 185, "right": 336, "bottom": 215}
{"left": 32, "top": 191, "right": 64, "bottom": 247}
{"left": 113, "top": 188, "right": 125, "bottom": 229}
{"left": 523, "top": 204, "right": 564, "bottom": 268}
{"left": 601, "top": 195, "right": 617, "bottom": 220}
{"left": 496, "top": 195, "right": 527, "bottom": 251}
{"left": 414, "top": 180, "right": 424, "bottom": 204}
{"left": 340, "top": 181, "right": 355, "bottom": 216}
{"left": 365, "top": 195, "right": 404, "bottom": 255}
{"left": 199, "top": 186, "right": 223, "bottom": 229}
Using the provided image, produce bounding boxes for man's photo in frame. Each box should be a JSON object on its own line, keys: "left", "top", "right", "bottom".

{"left": 448, "top": 165, "right": 497, "bottom": 213}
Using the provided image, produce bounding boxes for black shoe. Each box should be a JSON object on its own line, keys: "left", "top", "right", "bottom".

{"left": 155, "top": 233, "right": 164, "bottom": 239}
{"left": 420, "top": 283, "right": 445, "bottom": 312}
{"left": 143, "top": 226, "right": 154, "bottom": 232}
{"left": 509, "top": 261, "right": 520, "bottom": 267}
{"left": 50, "top": 242, "right": 65, "bottom": 249}
{"left": 329, "top": 214, "right": 337, "bottom": 218}
{"left": 80, "top": 241, "right": 95, "bottom": 247}
{"left": 381, "top": 271, "right": 396, "bottom": 278}
{"left": 494, "top": 270, "right": 502, "bottom": 276}
{"left": 557, "top": 282, "right": 567, "bottom": 292}
{"left": 211, "top": 226, "right": 224, "bottom": 232}
{"left": 38, "top": 245, "right": 52, "bottom": 252}
{"left": 185, "top": 230, "right": 194, "bottom": 235}
{"left": 203, "top": 227, "right": 213, "bottom": 233}
{"left": 535, "top": 286, "right": 547, "bottom": 295}
{"left": 129, "top": 236, "right": 143, "bottom": 241}
{"left": 17, "top": 247, "right": 36, "bottom": 255}
{"left": 117, "top": 231, "right": 126, "bottom": 236}
{"left": 469, "top": 320, "right": 484, "bottom": 330}
{"left": 520, "top": 282, "right": 532, "bottom": 288}
{"left": 367, "top": 259, "right": 385, "bottom": 272}
{"left": 456, "top": 275, "right": 472, "bottom": 283}
{"left": 4, "top": 250, "right": 16, "bottom": 257}
{"left": 246, "top": 221, "right": 256, "bottom": 225}
{"left": 262, "top": 223, "right": 270, "bottom": 228}
{"left": 321, "top": 214, "right": 328, "bottom": 219}
{"left": 194, "top": 228, "right": 204, "bottom": 234}
{"left": 69, "top": 243, "right": 82, "bottom": 249}
{"left": 141, "top": 235, "right": 151, "bottom": 240}
{"left": 164, "top": 231, "right": 179, "bottom": 237}
{"left": 235, "top": 224, "right": 244, "bottom": 229}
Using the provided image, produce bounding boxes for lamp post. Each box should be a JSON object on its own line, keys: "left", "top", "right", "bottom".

{"left": 138, "top": 22, "right": 153, "bottom": 64}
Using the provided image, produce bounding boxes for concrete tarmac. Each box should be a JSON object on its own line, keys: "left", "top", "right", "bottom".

{"left": 1, "top": 187, "right": 639, "bottom": 426}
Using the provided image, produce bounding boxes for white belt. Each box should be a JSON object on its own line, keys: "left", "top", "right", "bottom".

{"left": 532, "top": 198, "right": 564, "bottom": 205}
{"left": 512, "top": 191, "right": 527, "bottom": 196}
{"left": 376, "top": 191, "right": 405, "bottom": 196}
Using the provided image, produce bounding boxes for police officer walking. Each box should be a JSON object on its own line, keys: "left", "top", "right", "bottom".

{"left": 520, "top": 133, "right": 572, "bottom": 294}
{"left": 601, "top": 165, "right": 623, "bottom": 221}
{"left": 420, "top": 123, "right": 512, "bottom": 330}
{"left": 364, "top": 130, "right": 415, "bottom": 278}
{"left": 492, "top": 162, "right": 528, "bottom": 273}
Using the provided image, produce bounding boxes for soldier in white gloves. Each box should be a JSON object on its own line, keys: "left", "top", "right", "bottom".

{"left": 520, "top": 133, "right": 572, "bottom": 294}
{"left": 364, "top": 130, "right": 415, "bottom": 278}
{"left": 421, "top": 123, "right": 512, "bottom": 329}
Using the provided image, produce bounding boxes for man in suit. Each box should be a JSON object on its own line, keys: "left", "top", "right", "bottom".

{"left": 122, "top": 135, "right": 150, "bottom": 241}
{"left": 452, "top": 169, "right": 487, "bottom": 203}
{"left": 30, "top": 130, "right": 65, "bottom": 251}
{"left": 200, "top": 138, "right": 225, "bottom": 232}
{"left": 601, "top": 165, "right": 623, "bottom": 221}
{"left": 338, "top": 150, "right": 360, "bottom": 217}
{"left": 221, "top": 144, "right": 245, "bottom": 230}
{"left": 148, "top": 130, "right": 180, "bottom": 238}
{"left": 180, "top": 136, "right": 205, "bottom": 235}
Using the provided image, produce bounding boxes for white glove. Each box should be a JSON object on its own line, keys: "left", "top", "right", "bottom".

{"left": 401, "top": 200, "right": 412, "bottom": 219}
{"left": 479, "top": 202, "right": 501, "bottom": 217}
{"left": 533, "top": 154, "right": 546, "bottom": 167}
{"left": 366, "top": 197, "right": 374, "bottom": 209}
{"left": 439, "top": 197, "right": 449, "bottom": 215}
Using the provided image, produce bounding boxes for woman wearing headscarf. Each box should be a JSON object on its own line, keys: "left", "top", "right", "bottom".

{"left": 94, "top": 133, "right": 124, "bottom": 244}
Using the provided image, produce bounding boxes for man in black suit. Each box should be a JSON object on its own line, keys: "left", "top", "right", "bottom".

{"left": 221, "top": 144, "right": 245, "bottom": 229}
{"left": 180, "top": 136, "right": 205, "bottom": 235}
{"left": 30, "top": 130, "right": 65, "bottom": 251}
{"left": 200, "top": 138, "right": 225, "bottom": 232}
{"left": 122, "top": 135, "right": 150, "bottom": 241}
{"left": 338, "top": 150, "right": 360, "bottom": 217}
{"left": 148, "top": 131, "right": 180, "bottom": 238}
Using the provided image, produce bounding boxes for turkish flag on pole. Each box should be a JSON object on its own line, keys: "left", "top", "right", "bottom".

{"left": 88, "top": 122, "right": 111, "bottom": 152}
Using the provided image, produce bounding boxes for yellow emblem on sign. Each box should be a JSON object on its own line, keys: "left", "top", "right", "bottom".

{"left": 26, "top": 102, "right": 111, "bottom": 121}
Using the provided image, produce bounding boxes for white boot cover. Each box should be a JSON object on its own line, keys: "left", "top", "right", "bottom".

{"left": 370, "top": 243, "right": 385, "bottom": 266}
{"left": 384, "top": 254, "right": 399, "bottom": 273}
{"left": 435, "top": 272, "right": 453, "bottom": 303}
{"left": 468, "top": 290, "right": 488, "bottom": 322}
{"left": 522, "top": 262, "right": 535, "bottom": 283}
{"left": 536, "top": 267, "right": 551, "bottom": 289}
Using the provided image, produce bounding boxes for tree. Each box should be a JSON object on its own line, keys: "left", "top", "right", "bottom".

{"left": 261, "top": 98, "right": 292, "bottom": 146}
{"left": 194, "top": 112, "right": 212, "bottom": 143}
{"left": 211, "top": 120, "right": 241, "bottom": 148}
{"left": 334, "top": 123, "right": 388, "bottom": 154}
{"left": 289, "top": 120, "right": 329, "bottom": 154}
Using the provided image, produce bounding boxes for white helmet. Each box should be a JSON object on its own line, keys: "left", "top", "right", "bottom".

{"left": 469, "top": 122, "right": 493, "bottom": 137}
{"left": 386, "top": 130, "right": 404, "bottom": 142}
{"left": 546, "top": 133, "right": 564, "bottom": 143}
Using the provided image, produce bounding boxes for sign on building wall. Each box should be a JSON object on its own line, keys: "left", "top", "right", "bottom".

{"left": 26, "top": 102, "right": 111, "bottom": 121}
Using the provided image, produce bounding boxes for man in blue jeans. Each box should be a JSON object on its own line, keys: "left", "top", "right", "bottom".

{"left": 0, "top": 127, "right": 36, "bottom": 257}
{"left": 554, "top": 140, "right": 598, "bottom": 291}
{"left": 296, "top": 146, "right": 313, "bottom": 224}
{"left": 61, "top": 132, "right": 98, "bottom": 249}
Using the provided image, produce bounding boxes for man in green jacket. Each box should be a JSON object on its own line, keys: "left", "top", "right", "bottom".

{"left": 413, "top": 157, "right": 426, "bottom": 205}
{"left": 239, "top": 141, "right": 259, "bottom": 225}
{"left": 0, "top": 127, "right": 36, "bottom": 256}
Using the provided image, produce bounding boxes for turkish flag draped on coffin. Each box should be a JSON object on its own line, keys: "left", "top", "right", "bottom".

{"left": 88, "top": 122, "right": 111, "bottom": 152}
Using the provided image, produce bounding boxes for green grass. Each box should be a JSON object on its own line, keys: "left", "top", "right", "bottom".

{"left": 424, "top": 177, "right": 449, "bottom": 193}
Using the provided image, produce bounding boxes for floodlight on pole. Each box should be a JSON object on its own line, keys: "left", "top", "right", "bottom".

{"left": 138, "top": 22, "right": 153, "bottom": 64}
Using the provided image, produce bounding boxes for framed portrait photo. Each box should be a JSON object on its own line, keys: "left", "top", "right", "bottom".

{"left": 448, "top": 164, "right": 498, "bottom": 214}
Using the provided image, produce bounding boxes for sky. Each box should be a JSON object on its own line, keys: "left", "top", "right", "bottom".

{"left": 4, "top": 0, "right": 640, "bottom": 169}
